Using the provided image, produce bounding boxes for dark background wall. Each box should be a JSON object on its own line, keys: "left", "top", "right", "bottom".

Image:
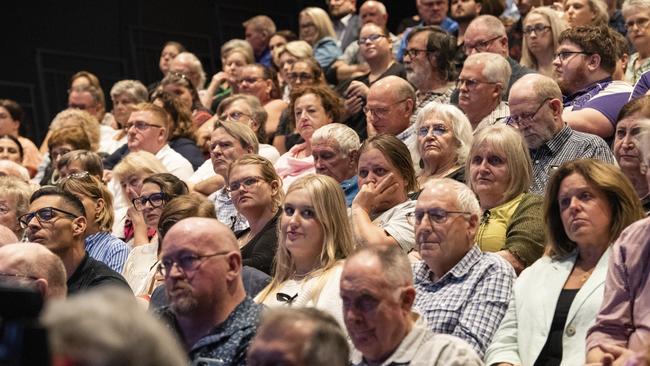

{"left": 0, "top": 0, "right": 415, "bottom": 145}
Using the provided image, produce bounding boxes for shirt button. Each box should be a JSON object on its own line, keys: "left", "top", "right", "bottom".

{"left": 566, "top": 325, "right": 576, "bottom": 337}
{"left": 534, "top": 160, "right": 540, "bottom": 164}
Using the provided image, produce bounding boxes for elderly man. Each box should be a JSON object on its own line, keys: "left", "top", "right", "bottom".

{"left": 411, "top": 178, "right": 515, "bottom": 357}
{"left": 248, "top": 308, "right": 349, "bottom": 366}
{"left": 458, "top": 52, "right": 511, "bottom": 129}
{"left": 508, "top": 74, "right": 616, "bottom": 194}
{"left": 243, "top": 15, "right": 276, "bottom": 67}
{"left": 156, "top": 217, "right": 263, "bottom": 364}
{"left": 22, "top": 186, "right": 128, "bottom": 295}
{"left": 341, "top": 245, "right": 482, "bottom": 365}
{"left": 328, "top": 0, "right": 361, "bottom": 50}
{"left": 0, "top": 242, "right": 67, "bottom": 300}
{"left": 554, "top": 25, "right": 632, "bottom": 140}
{"left": 68, "top": 84, "right": 104, "bottom": 122}
{"left": 169, "top": 52, "right": 207, "bottom": 90}
{"left": 312, "top": 123, "right": 360, "bottom": 206}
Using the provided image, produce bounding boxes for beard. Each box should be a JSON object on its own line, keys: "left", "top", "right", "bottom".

{"left": 558, "top": 63, "right": 590, "bottom": 95}
{"left": 451, "top": 13, "right": 477, "bottom": 22}
{"left": 168, "top": 283, "right": 198, "bottom": 315}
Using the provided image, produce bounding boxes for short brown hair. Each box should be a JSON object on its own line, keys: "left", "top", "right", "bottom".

{"left": 157, "top": 194, "right": 216, "bottom": 241}
{"left": 48, "top": 127, "right": 91, "bottom": 152}
{"left": 558, "top": 26, "right": 617, "bottom": 74}
{"left": 617, "top": 95, "right": 650, "bottom": 122}
{"left": 288, "top": 85, "right": 344, "bottom": 132}
{"left": 358, "top": 134, "right": 418, "bottom": 193}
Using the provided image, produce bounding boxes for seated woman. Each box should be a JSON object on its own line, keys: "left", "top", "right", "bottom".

{"left": 149, "top": 41, "right": 186, "bottom": 92}
{"left": 623, "top": 0, "right": 650, "bottom": 83}
{"left": 467, "top": 124, "right": 546, "bottom": 272}
{"left": 56, "top": 150, "right": 103, "bottom": 181}
{"left": 415, "top": 102, "right": 473, "bottom": 186}
{"left": 485, "top": 159, "right": 644, "bottom": 366}
{"left": 255, "top": 174, "right": 353, "bottom": 326}
{"left": 58, "top": 172, "right": 130, "bottom": 273}
{"left": 159, "top": 72, "right": 212, "bottom": 128}
{"left": 352, "top": 134, "right": 418, "bottom": 253}
{"left": 0, "top": 134, "right": 24, "bottom": 166}
{"left": 563, "top": 0, "right": 608, "bottom": 28}
{"left": 228, "top": 154, "right": 283, "bottom": 275}
{"left": 122, "top": 173, "right": 188, "bottom": 295}
{"left": 102, "top": 80, "right": 149, "bottom": 154}
{"left": 0, "top": 99, "right": 42, "bottom": 177}
{"left": 298, "top": 7, "right": 341, "bottom": 72}
{"left": 520, "top": 7, "right": 567, "bottom": 77}
{"left": 40, "top": 126, "right": 92, "bottom": 186}
{"left": 203, "top": 39, "right": 254, "bottom": 111}
{"left": 237, "top": 64, "right": 288, "bottom": 140}
{"left": 273, "top": 41, "right": 314, "bottom": 102}
{"left": 275, "top": 85, "right": 344, "bottom": 189}
{"left": 0, "top": 175, "right": 33, "bottom": 240}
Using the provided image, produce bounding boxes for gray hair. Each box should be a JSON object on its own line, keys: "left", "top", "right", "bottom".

{"left": 348, "top": 245, "right": 413, "bottom": 287}
{"left": 243, "top": 15, "right": 277, "bottom": 36}
{"left": 465, "top": 52, "right": 512, "bottom": 98}
{"left": 221, "top": 39, "right": 255, "bottom": 64}
{"left": 415, "top": 102, "right": 473, "bottom": 166}
{"left": 0, "top": 243, "right": 66, "bottom": 297}
{"left": 0, "top": 160, "right": 30, "bottom": 182}
{"left": 174, "top": 52, "right": 206, "bottom": 90}
{"left": 110, "top": 80, "right": 149, "bottom": 103}
{"left": 623, "top": 0, "right": 650, "bottom": 15}
{"left": 423, "top": 178, "right": 481, "bottom": 217}
{"left": 471, "top": 15, "right": 506, "bottom": 37}
{"left": 311, "top": 123, "right": 361, "bottom": 156}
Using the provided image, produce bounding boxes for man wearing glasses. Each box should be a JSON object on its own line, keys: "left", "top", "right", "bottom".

{"left": 0, "top": 242, "right": 67, "bottom": 300}
{"left": 508, "top": 74, "right": 615, "bottom": 194}
{"left": 409, "top": 178, "right": 515, "bottom": 358}
{"left": 156, "top": 217, "right": 262, "bottom": 364}
{"left": 22, "top": 186, "right": 129, "bottom": 295}
{"left": 554, "top": 25, "right": 633, "bottom": 140}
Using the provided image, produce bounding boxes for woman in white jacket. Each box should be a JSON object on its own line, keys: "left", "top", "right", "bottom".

{"left": 484, "top": 160, "right": 644, "bottom": 366}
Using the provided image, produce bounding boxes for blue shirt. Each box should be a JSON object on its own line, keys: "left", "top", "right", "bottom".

{"left": 85, "top": 231, "right": 130, "bottom": 273}
{"left": 313, "top": 36, "right": 341, "bottom": 72}
{"left": 340, "top": 175, "right": 359, "bottom": 207}
{"left": 256, "top": 48, "right": 273, "bottom": 68}
{"left": 397, "top": 19, "right": 459, "bottom": 62}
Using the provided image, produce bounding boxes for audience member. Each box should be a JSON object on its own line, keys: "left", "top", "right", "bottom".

{"left": 204, "top": 39, "right": 254, "bottom": 110}
{"left": 39, "top": 108, "right": 100, "bottom": 155}
{"left": 57, "top": 150, "right": 103, "bottom": 180}
{"left": 0, "top": 134, "right": 24, "bottom": 165}
{"left": 159, "top": 72, "right": 213, "bottom": 129}
{"left": 563, "top": 0, "right": 609, "bottom": 27}
{"left": 299, "top": 7, "right": 342, "bottom": 72}
{"left": 0, "top": 99, "right": 42, "bottom": 177}
{"left": 274, "top": 41, "right": 314, "bottom": 101}
{"left": 450, "top": 0, "right": 482, "bottom": 46}
{"left": 0, "top": 242, "right": 67, "bottom": 300}
{"left": 520, "top": 7, "right": 568, "bottom": 77}
{"left": 41, "top": 126, "right": 92, "bottom": 186}
{"left": 67, "top": 84, "right": 105, "bottom": 123}
{"left": 623, "top": 0, "right": 650, "bottom": 84}
{"left": 104, "top": 80, "right": 149, "bottom": 154}
{"left": 328, "top": 0, "right": 361, "bottom": 51}
{"left": 0, "top": 160, "right": 30, "bottom": 182}
{"left": 0, "top": 175, "right": 33, "bottom": 239}
{"left": 168, "top": 51, "right": 207, "bottom": 91}
{"left": 158, "top": 41, "right": 186, "bottom": 78}
{"left": 243, "top": 15, "right": 276, "bottom": 67}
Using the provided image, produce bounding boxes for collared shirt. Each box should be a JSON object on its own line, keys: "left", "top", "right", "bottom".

{"left": 341, "top": 175, "right": 359, "bottom": 207}
{"left": 256, "top": 48, "right": 272, "bottom": 68}
{"left": 396, "top": 124, "right": 421, "bottom": 175}
{"left": 529, "top": 124, "right": 616, "bottom": 195}
{"left": 351, "top": 315, "right": 483, "bottom": 366}
{"left": 412, "top": 84, "right": 455, "bottom": 125}
{"left": 475, "top": 101, "right": 510, "bottom": 130}
{"left": 85, "top": 231, "right": 130, "bottom": 273}
{"left": 412, "top": 245, "right": 515, "bottom": 357}
{"left": 333, "top": 13, "right": 353, "bottom": 46}
{"left": 155, "top": 144, "right": 195, "bottom": 181}
{"left": 626, "top": 53, "right": 650, "bottom": 85}
{"left": 563, "top": 77, "right": 632, "bottom": 128}
{"left": 209, "top": 187, "right": 249, "bottom": 232}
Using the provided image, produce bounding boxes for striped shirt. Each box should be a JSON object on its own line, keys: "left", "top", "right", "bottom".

{"left": 85, "top": 231, "right": 130, "bottom": 273}
{"left": 209, "top": 187, "right": 249, "bottom": 233}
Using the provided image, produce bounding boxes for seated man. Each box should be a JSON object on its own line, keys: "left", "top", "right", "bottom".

{"left": 243, "top": 15, "right": 276, "bottom": 67}
{"left": 21, "top": 186, "right": 129, "bottom": 295}
{"left": 156, "top": 217, "right": 263, "bottom": 364}
{"left": 312, "top": 123, "right": 360, "bottom": 206}
{"left": 555, "top": 25, "right": 632, "bottom": 140}
{"left": 458, "top": 52, "right": 511, "bottom": 130}
{"left": 248, "top": 308, "right": 349, "bottom": 366}
{"left": 411, "top": 178, "right": 515, "bottom": 357}
{"left": 341, "top": 244, "right": 482, "bottom": 365}
{"left": 0, "top": 242, "right": 67, "bottom": 300}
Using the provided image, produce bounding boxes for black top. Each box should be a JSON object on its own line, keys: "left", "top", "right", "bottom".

{"left": 534, "top": 288, "right": 580, "bottom": 366}
{"left": 67, "top": 252, "right": 131, "bottom": 295}
{"left": 168, "top": 137, "right": 204, "bottom": 170}
{"left": 235, "top": 210, "right": 280, "bottom": 276}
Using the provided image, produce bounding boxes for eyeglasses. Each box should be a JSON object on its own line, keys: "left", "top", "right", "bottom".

{"left": 553, "top": 51, "right": 592, "bottom": 62}
{"left": 219, "top": 111, "right": 253, "bottom": 122}
{"left": 505, "top": 97, "right": 551, "bottom": 127}
{"left": 456, "top": 78, "right": 499, "bottom": 90}
{"left": 417, "top": 124, "right": 449, "bottom": 137}
{"left": 238, "top": 77, "right": 263, "bottom": 85}
{"left": 50, "top": 147, "right": 72, "bottom": 161}
{"left": 363, "top": 98, "right": 410, "bottom": 119}
{"left": 403, "top": 48, "right": 433, "bottom": 59}
{"left": 287, "top": 72, "right": 314, "bottom": 82}
{"left": 227, "top": 176, "right": 265, "bottom": 193}
{"left": 19, "top": 207, "right": 80, "bottom": 229}
{"left": 125, "top": 120, "right": 164, "bottom": 131}
{"left": 358, "top": 34, "right": 388, "bottom": 45}
{"left": 523, "top": 24, "right": 551, "bottom": 36}
{"left": 132, "top": 192, "right": 167, "bottom": 211}
{"left": 406, "top": 208, "right": 471, "bottom": 226}
{"left": 0, "top": 272, "right": 39, "bottom": 285}
{"left": 158, "top": 251, "right": 231, "bottom": 276}
{"left": 463, "top": 35, "right": 502, "bottom": 54}
{"left": 625, "top": 17, "right": 650, "bottom": 30}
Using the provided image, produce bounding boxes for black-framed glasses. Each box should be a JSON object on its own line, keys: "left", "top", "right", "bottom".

{"left": 406, "top": 208, "right": 471, "bottom": 226}
{"left": 358, "top": 34, "right": 388, "bottom": 45}
{"left": 132, "top": 192, "right": 167, "bottom": 211}
{"left": 219, "top": 111, "right": 253, "bottom": 122}
{"left": 456, "top": 78, "right": 499, "bottom": 90}
{"left": 125, "top": 120, "right": 164, "bottom": 131}
{"left": 363, "top": 98, "right": 410, "bottom": 119}
{"left": 50, "top": 147, "right": 72, "bottom": 161}
{"left": 463, "top": 35, "right": 502, "bottom": 54}
{"left": 19, "top": 207, "right": 80, "bottom": 229}
{"left": 403, "top": 48, "right": 433, "bottom": 59}
{"left": 553, "top": 51, "right": 592, "bottom": 62}
{"left": 158, "top": 251, "right": 231, "bottom": 276}
{"left": 505, "top": 97, "right": 552, "bottom": 127}
{"left": 227, "top": 176, "right": 265, "bottom": 193}
{"left": 523, "top": 24, "right": 551, "bottom": 36}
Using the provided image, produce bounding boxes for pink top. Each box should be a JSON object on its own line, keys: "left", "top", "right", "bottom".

{"left": 274, "top": 142, "right": 315, "bottom": 191}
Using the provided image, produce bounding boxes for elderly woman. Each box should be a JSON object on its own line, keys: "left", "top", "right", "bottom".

{"left": 299, "top": 7, "right": 341, "bottom": 72}
{"left": 159, "top": 72, "right": 212, "bottom": 128}
{"left": 203, "top": 39, "right": 254, "bottom": 110}
{"left": 237, "top": 64, "right": 288, "bottom": 139}
{"left": 521, "top": 7, "right": 568, "bottom": 77}
{"left": 58, "top": 173, "right": 130, "bottom": 273}
{"left": 103, "top": 80, "right": 149, "bottom": 154}
{"left": 228, "top": 155, "right": 283, "bottom": 275}
{"left": 623, "top": 0, "right": 650, "bottom": 83}
{"left": 275, "top": 85, "right": 344, "bottom": 188}
{"left": 352, "top": 134, "right": 418, "bottom": 253}
{"left": 415, "top": 102, "right": 473, "bottom": 186}
{"left": 486, "top": 159, "right": 644, "bottom": 366}
{"left": 0, "top": 175, "right": 32, "bottom": 239}
{"left": 563, "top": 0, "right": 609, "bottom": 27}
{"left": 467, "top": 124, "right": 546, "bottom": 272}
{"left": 311, "top": 123, "right": 360, "bottom": 206}
{"left": 255, "top": 174, "right": 353, "bottom": 326}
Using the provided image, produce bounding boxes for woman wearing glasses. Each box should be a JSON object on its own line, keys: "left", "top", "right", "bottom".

{"left": 466, "top": 124, "right": 545, "bottom": 273}
{"left": 227, "top": 155, "right": 283, "bottom": 275}
{"left": 485, "top": 159, "right": 644, "bottom": 366}
{"left": 121, "top": 173, "right": 188, "bottom": 295}
{"left": 415, "top": 102, "right": 473, "bottom": 186}
{"left": 520, "top": 7, "right": 568, "bottom": 77}
{"left": 623, "top": 0, "right": 650, "bottom": 84}
{"left": 255, "top": 174, "right": 353, "bottom": 327}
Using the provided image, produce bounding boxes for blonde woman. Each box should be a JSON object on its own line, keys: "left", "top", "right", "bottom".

{"left": 255, "top": 174, "right": 353, "bottom": 326}
{"left": 563, "top": 0, "right": 609, "bottom": 27}
{"left": 520, "top": 7, "right": 568, "bottom": 77}
{"left": 299, "top": 7, "right": 341, "bottom": 71}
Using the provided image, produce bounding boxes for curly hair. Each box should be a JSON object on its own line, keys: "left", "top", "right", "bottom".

{"left": 558, "top": 25, "right": 617, "bottom": 74}
{"left": 151, "top": 90, "right": 195, "bottom": 141}
{"left": 287, "top": 85, "right": 344, "bottom": 132}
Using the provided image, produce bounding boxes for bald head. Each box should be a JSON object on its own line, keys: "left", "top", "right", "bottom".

{"left": 162, "top": 217, "right": 238, "bottom": 252}
{"left": 360, "top": 1, "right": 388, "bottom": 27}
{"left": 0, "top": 225, "right": 18, "bottom": 246}
{"left": 0, "top": 242, "right": 67, "bottom": 300}
{"left": 464, "top": 15, "right": 508, "bottom": 57}
{"left": 367, "top": 76, "right": 416, "bottom": 134}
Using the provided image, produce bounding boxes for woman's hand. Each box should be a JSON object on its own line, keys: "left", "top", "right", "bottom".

{"left": 353, "top": 172, "right": 400, "bottom": 213}
{"left": 127, "top": 205, "right": 150, "bottom": 246}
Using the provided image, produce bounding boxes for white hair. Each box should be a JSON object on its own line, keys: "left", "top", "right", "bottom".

{"left": 415, "top": 102, "right": 473, "bottom": 166}
{"left": 311, "top": 123, "right": 361, "bottom": 156}
{"left": 173, "top": 52, "right": 206, "bottom": 90}
{"left": 0, "top": 160, "right": 30, "bottom": 182}
{"left": 465, "top": 52, "right": 512, "bottom": 96}
{"left": 423, "top": 178, "right": 481, "bottom": 217}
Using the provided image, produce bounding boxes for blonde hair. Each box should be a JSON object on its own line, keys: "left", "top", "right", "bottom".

{"left": 214, "top": 120, "right": 260, "bottom": 153}
{"left": 221, "top": 39, "right": 255, "bottom": 64}
{"left": 274, "top": 40, "right": 314, "bottom": 65}
{"left": 58, "top": 173, "right": 115, "bottom": 232}
{"left": 0, "top": 176, "right": 33, "bottom": 237}
{"left": 49, "top": 109, "right": 101, "bottom": 151}
{"left": 520, "top": 7, "right": 568, "bottom": 70}
{"left": 257, "top": 174, "right": 353, "bottom": 302}
{"left": 300, "top": 7, "right": 336, "bottom": 42}
{"left": 228, "top": 154, "right": 284, "bottom": 209}
{"left": 113, "top": 151, "right": 168, "bottom": 204}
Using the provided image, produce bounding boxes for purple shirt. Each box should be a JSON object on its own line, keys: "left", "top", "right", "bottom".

{"left": 563, "top": 78, "right": 632, "bottom": 127}
{"left": 586, "top": 217, "right": 650, "bottom": 352}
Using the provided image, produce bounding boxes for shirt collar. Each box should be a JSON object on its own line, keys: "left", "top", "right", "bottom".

{"left": 563, "top": 77, "right": 612, "bottom": 104}
{"left": 417, "top": 245, "right": 483, "bottom": 284}
{"left": 536, "top": 123, "right": 572, "bottom": 155}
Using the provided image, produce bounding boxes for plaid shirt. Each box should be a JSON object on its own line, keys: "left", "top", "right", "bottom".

{"left": 412, "top": 245, "right": 515, "bottom": 358}
{"left": 209, "top": 188, "right": 249, "bottom": 232}
{"left": 529, "top": 124, "right": 616, "bottom": 195}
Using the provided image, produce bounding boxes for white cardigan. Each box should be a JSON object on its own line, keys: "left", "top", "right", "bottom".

{"left": 484, "top": 248, "right": 609, "bottom": 366}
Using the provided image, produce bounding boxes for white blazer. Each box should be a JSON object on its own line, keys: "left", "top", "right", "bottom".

{"left": 484, "top": 248, "right": 609, "bottom": 366}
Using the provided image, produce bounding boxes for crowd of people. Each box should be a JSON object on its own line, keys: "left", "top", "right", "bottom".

{"left": 3, "top": 0, "right": 650, "bottom": 364}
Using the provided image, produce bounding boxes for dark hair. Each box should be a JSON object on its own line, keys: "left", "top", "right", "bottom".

{"left": 163, "top": 41, "right": 186, "bottom": 54}
{"left": 150, "top": 90, "right": 195, "bottom": 141}
{"left": 617, "top": 95, "right": 650, "bottom": 122}
{"left": 273, "top": 30, "right": 298, "bottom": 43}
{"left": 157, "top": 194, "right": 216, "bottom": 242}
{"left": 405, "top": 26, "right": 457, "bottom": 82}
{"left": 0, "top": 134, "right": 24, "bottom": 161}
{"left": 30, "top": 186, "right": 86, "bottom": 217}
{"left": 158, "top": 72, "right": 203, "bottom": 111}
{"left": 0, "top": 99, "right": 24, "bottom": 122}
{"left": 558, "top": 25, "right": 617, "bottom": 74}
{"left": 56, "top": 150, "right": 103, "bottom": 179}
{"left": 249, "top": 64, "right": 282, "bottom": 100}
{"left": 288, "top": 85, "right": 344, "bottom": 132}
{"left": 358, "top": 134, "right": 418, "bottom": 193}
{"left": 141, "top": 173, "right": 189, "bottom": 201}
